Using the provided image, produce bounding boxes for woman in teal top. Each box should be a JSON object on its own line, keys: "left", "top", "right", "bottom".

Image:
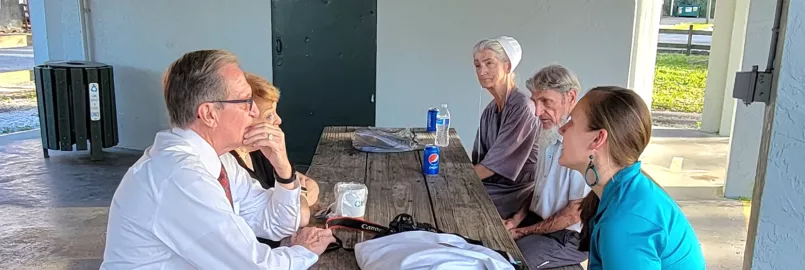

{"left": 556, "top": 86, "right": 705, "bottom": 269}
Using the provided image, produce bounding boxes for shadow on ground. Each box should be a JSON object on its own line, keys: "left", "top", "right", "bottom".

{"left": 679, "top": 200, "right": 747, "bottom": 270}
{"left": 0, "top": 130, "right": 140, "bottom": 269}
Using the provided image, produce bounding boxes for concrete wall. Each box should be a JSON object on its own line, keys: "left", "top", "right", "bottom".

{"left": 29, "top": 0, "right": 86, "bottom": 65}
{"left": 723, "top": 0, "right": 776, "bottom": 199}
{"left": 375, "top": 0, "right": 638, "bottom": 152}
{"left": 34, "top": 0, "right": 643, "bottom": 154}
{"left": 748, "top": 0, "right": 805, "bottom": 268}
{"left": 85, "top": 0, "right": 274, "bottom": 149}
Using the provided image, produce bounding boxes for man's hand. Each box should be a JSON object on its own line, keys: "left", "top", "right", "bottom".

{"left": 513, "top": 199, "right": 583, "bottom": 237}
{"left": 502, "top": 203, "right": 528, "bottom": 230}
{"left": 291, "top": 227, "right": 336, "bottom": 256}
{"left": 503, "top": 218, "right": 519, "bottom": 231}
{"left": 243, "top": 123, "right": 293, "bottom": 179}
{"left": 509, "top": 227, "right": 529, "bottom": 241}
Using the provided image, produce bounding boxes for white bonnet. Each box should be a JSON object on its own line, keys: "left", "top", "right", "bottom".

{"left": 494, "top": 36, "right": 522, "bottom": 73}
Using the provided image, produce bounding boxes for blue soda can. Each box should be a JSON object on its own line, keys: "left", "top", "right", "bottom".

{"left": 423, "top": 145, "right": 440, "bottom": 175}
{"left": 427, "top": 107, "right": 439, "bottom": 132}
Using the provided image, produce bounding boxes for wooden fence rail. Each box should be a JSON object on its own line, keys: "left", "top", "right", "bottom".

{"left": 658, "top": 25, "right": 713, "bottom": 55}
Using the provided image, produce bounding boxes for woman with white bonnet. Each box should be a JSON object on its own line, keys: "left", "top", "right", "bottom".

{"left": 471, "top": 36, "right": 539, "bottom": 219}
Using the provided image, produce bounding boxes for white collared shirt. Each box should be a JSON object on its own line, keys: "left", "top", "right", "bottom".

{"left": 529, "top": 136, "right": 591, "bottom": 232}
{"left": 101, "top": 128, "right": 317, "bottom": 270}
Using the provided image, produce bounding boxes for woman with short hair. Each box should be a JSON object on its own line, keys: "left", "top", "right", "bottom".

{"left": 471, "top": 36, "right": 540, "bottom": 219}
{"left": 228, "top": 72, "right": 320, "bottom": 247}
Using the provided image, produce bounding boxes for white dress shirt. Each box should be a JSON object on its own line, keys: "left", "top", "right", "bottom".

{"left": 529, "top": 136, "right": 591, "bottom": 232}
{"left": 101, "top": 128, "right": 317, "bottom": 269}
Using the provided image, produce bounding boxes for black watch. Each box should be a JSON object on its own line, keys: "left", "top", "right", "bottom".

{"left": 274, "top": 165, "right": 298, "bottom": 184}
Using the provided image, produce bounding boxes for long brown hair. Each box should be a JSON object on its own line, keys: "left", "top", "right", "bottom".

{"left": 577, "top": 86, "right": 652, "bottom": 251}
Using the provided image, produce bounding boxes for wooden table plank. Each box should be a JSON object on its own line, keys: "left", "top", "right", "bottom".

{"left": 364, "top": 150, "right": 436, "bottom": 230}
{"left": 306, "top": 127, "right": 526, "bottom": 269}
{"left": 417, "top": 129, "right": 527, "bottom": 266}
{"left": 305, "top": 126, "right": 365, "bottom": 270}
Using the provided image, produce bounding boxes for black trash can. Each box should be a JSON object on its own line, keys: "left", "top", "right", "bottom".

{"left": 33, "top": 61, "right": 118, "bottom": 160}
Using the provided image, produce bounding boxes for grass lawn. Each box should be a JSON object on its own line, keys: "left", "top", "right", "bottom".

{"left": 0, "top": 90, "right": 36, "bottom": 102}
{"left": 653, "top": 53, "right": 709, "bottom": 113}
{"left": 1, "top": 125, "right": 36, "bottom": 134}
{"left": 661, "top": 22, "right": 713, "bottom": 31}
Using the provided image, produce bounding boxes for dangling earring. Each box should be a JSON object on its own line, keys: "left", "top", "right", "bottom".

{"left": 585, "top": 154, "right": 600, "bottom": 187}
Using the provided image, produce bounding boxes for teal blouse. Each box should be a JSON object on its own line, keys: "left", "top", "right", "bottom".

{"left": 587, "top": 161, "right": 706, "bottom": 269}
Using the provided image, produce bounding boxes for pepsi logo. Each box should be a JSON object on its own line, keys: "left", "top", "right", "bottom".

{"left": 428, "top": 154, "right": 439, "bottom": 164}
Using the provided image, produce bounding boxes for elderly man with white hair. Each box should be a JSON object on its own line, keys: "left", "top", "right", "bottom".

{"left": 470, "top": 36, "right": 540, "bottom": 220}
{"left": 503, "top": 64, "right": 591, "bottom": 269}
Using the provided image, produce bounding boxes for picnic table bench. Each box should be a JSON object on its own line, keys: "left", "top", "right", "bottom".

{"left": 304, "top": 126, "right": 527, "bottom": 269}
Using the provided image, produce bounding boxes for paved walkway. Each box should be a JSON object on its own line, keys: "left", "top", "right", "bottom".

{"left": 640, "top": 127, "right": 747, "bottom": 269}
{"left": 0, "top": 45, "right": 33, "bottom": 72}
{"left": 659, "top": 16, "right": 714, "bottom": 46}
{"left": 659, "top": 33, "right": 713, "bottom": 45}
{"left": 644, "top": 128, "right": 728, "bottom": 189}
{"left": 0, "top": 130, "right": 140, "bottom": 269}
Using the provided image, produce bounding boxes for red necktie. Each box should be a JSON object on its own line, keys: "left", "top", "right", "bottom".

{"left": 217, "top": 164, "right": 233, "bottom": 209}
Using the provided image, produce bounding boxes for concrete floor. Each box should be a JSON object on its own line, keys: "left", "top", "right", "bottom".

{"left": 1, "top": 129, "right": 748, "bottom": 269}
{"left": 679, "top": 200, "right": 747, "bottom": 270}
{"left": 642, "top": 127, "right": 730, "bottom": 200}
{"left": 641, "top": 127, "right": 748, "bottom": 269}
{"left": 0, "top": 130, "right": 140, "bottom": 270}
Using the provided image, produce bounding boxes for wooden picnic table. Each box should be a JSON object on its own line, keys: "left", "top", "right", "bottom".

{"left": 304, "top": 126, "right": 527, "bottom": 269}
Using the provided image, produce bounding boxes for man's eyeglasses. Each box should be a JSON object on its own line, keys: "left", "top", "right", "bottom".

{"left": 203, "top": 97, "right": 254, "bottom": 111}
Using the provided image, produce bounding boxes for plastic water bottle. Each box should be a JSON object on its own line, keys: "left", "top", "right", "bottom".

{"left": 435, "top": 104, "right": 450, "bottom": 147}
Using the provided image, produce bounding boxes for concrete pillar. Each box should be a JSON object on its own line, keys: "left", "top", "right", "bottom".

{"left": 700, "top": 0, "right": 750, "bottom": 135}
{"left": 627, "top": 0, "right": 663, "bottom": 108}
{"left": 29, "top": 0, "right": 86, "bottom": 65}
{"left": 724, "top": 0, "right": 777, "bottom": 199}
{"left": 718, "top": 0, "right": 752, "bottom": 137}
{"left": 700, "top": 0, "right": 737, "bottom": 134}
{"left": 744, "top": 1, "right": 805, "bottom": 268}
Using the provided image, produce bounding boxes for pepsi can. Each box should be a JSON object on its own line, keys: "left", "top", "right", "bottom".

{"left": 426, "top": 107, "right": 439, "bottom": 132}
{"left": 423, "top": 145, "right": 440, "bottom": 175}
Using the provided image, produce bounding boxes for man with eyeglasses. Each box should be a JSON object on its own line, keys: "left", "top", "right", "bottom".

{"left": 101, "top": 49, "right": 335, "bottom": 270}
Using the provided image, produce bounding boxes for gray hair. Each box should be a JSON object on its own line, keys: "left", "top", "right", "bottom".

{"left": 473, "top": 39, "right": 515, "bottom": 81}
{"left": 473, "top": 39, "right": 510, "bottom": 64}
{"left": 526, "top": 64, "right": 581, "bottom": 96}
{"left": 163, "top": 49, "right": 239, "bottom": 128}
